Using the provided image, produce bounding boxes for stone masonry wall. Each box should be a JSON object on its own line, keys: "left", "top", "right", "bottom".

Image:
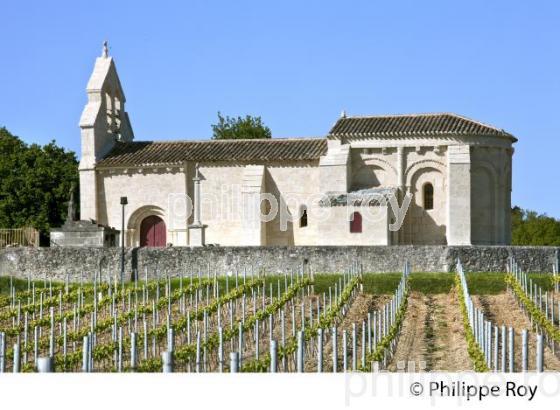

{"left": 0, "top": 246, "right": 558, "bottom": 282}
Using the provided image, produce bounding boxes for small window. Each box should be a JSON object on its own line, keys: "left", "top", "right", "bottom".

{"left": 350, "top": 211, "right": 362, "bottom": 233}
{"left": 423, "top": 183, "right": 434, "bottom": 210}
{"left": 300, "top": 205, "right": 308, "bottom": 228}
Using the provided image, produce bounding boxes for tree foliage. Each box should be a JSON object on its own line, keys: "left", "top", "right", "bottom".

{"left": 511, "top": 206, "right": 560, "bottom": 246}
{"left": 0, "top": 127, "right": 78, "bottom": 241}
{"left": 211, "top": 112, "right": 271, "bottom": 140}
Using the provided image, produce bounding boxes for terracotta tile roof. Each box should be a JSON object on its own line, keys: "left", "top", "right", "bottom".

{"left": 329, "top": 113, "right": 516, "bottom": 140}
{"left": 97, "top": 137, "right": 327, "bottom": 167}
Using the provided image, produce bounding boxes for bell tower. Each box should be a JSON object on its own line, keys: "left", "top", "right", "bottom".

{"left": 79, "top": 42, "right": 134, "bottom": 221}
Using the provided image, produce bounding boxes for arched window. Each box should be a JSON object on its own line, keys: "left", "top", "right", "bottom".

{"left": 423, "top": 183, "right": 434, "bottom": 210}
{"left": 299, "top": 205, "right": 308, "bottom": 228}
{"left": 350, "top": 211, "right": 362, "bottom": 233}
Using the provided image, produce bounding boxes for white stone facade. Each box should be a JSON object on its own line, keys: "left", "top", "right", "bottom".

{"left": 78, "top": 49, "right": 516, "bottom": 247}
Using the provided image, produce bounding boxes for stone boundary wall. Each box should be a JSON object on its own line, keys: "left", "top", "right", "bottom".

{"left": 0, "top": 246, "right": 558, "bottom": 282}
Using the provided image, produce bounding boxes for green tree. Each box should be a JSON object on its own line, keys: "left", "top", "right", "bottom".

{"left": 0, "top": 127, "right": 78, "bottom": 242}
{"left": 511, "top": 206, "right": 560, "bottom": 246}
{"left": 211, "top": 112, "right": 271, "bottom": 140}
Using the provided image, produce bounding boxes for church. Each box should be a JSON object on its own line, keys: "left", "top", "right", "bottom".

{"left": 75, "top": 45, "right": 516, "bottom": 248}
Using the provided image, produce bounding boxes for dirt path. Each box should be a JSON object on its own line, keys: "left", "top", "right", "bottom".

{"left": 307, "top": 293, "right": 391, "bottom": 372}
{"left": 339, "top": 293, "right": 392, "bottom": 332}
{"left": 472, "top": 292, "right": 560, "bottom": 371}
{"left": 388, "top": 289, "right": 472, "bottom": 372}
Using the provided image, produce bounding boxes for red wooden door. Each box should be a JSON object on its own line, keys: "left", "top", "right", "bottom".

{"left": 140, "top": 215, "right": 166, "bottom": 247}
{"left": 350, "top": 212, "right": 362, "bottom": 233}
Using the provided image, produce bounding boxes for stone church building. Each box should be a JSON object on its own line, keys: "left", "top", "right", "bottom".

{"left": 76, "top": 46, "right": 516, "bottom": 248}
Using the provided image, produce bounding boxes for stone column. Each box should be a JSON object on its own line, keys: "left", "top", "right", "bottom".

{"left": 504, "top": 148, "right": 513, "bottom": 245}
{"left": 240, "top": 165, "right": 266, "bottom": 246}
{"left": 188, "top": 164, "right": 206, "bottom": 246}
{"left": 447, "top": 145, "right": 471, "bottom": 245}
{"left": 193, "top": 169, "right": 201, "bottom": 226}
{"left": 395, "top": 146, "right": 406, "bottom": 244}
{"left": 167, "top": 167, "right": 189, "bottom": 246}
{"left": 397, "top": 146, "right": 405, "bottom": 189}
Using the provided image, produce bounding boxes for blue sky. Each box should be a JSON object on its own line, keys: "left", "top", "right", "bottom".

{"left": 1, "top": 0, "right": 559, "bottom": 217}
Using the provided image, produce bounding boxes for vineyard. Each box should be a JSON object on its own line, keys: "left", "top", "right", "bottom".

{"left": 0, "top": 260, "right": 559, "bottom": 373}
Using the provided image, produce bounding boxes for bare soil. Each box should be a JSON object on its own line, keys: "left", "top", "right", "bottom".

{"left": 308, "top": 293, "right": 391, "bottom": 372}
{"left": 472, "top": 291, "right": 560, "bottom": 371}
{"left": 339, "top": 293, "right": 392, "bottom": 332}
{"left": 388, "top": 290, "right": 472, "bottom": 372}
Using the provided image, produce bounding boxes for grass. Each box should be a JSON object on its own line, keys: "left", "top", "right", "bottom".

{"left": 361, "top": 272, "right": 556, "bottom": 295}
{"left": 466, "top": 273, "right": 506, "bottom": 294}
{"left": 0, "top": 273, "right": 337, "bottom": 299}
{"left": 0, "top": 276, "right": 60, "bottom": 296}
{"left": 0, "top": 271, "right": 556, "bottom": 298}
{"left": 463, "top": 272, "right": 555, "bottom": 294}
{"left": 156, "top": 273, "right": 351, "bottom": 297}
{"left": 313, "top": 274, "right": 342, "bottom": 294}
{"left": 363, "top": 273, "right": 402, "bottom": 294}
{"left": 363, "top": 272, "right": 456, "bottom": 294}
{"left": 362, "top": 272, "right": 495, "bottom": 294}
{"left": 364, "top": 272, "right": 453, "bottom": 295}
{"left": 527, "top": 273, "right": 555, "bottom": 291}
{"left": 410, "top": 273, "right": 455, "bottom": 294}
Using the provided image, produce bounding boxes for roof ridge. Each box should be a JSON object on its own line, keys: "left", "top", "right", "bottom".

{"left": 445, "top": 113, "right": 508, "bottom": 134}
{"left": 340, "top": 112, "right": 455, "bottom": 120}
{"left": 338, "top": 112, "right": 507, "bottom": 131}
{"left": 98, "top": 137, "right": 328, "bottom": 167}
{"left": 328, "top": 112, "right": 514, "bottom": 140}
{"left": 119, "top": 136, "right": 325, "bottom": 144}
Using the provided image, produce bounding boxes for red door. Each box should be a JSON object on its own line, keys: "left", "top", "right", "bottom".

{"left": 140, "top": 215, "right": 166, "bottom": 247}
{"left": 350, "top": 212, "right": 362, "bottom": 233}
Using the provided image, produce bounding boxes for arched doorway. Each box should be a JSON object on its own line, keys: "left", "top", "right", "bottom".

{"left": 140, "top": 215, "right": 166, "bottom": 247}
